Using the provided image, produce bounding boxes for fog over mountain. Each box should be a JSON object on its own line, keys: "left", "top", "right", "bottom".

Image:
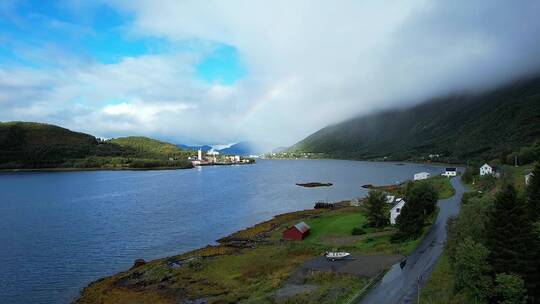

{"left": 1, "top": 1, "right": 540, "bottom": 151}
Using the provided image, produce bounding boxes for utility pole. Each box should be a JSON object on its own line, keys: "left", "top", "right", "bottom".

{"left": 515, "top": 154, "right": 518, "bottom": 167}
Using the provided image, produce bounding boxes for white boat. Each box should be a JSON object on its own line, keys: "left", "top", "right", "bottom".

{"left": 325, "top": 252, "right": 350, "bottom": 261}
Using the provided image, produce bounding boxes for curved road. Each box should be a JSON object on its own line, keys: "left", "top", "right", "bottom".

{"left": 360, "top": 177, "right": 465, "bottom": 304}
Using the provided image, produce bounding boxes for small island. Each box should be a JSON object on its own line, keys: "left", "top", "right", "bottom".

{"left": 296, "top": 182, "right": 333, "bottom": 187}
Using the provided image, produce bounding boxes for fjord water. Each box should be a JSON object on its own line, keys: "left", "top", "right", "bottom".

{"left": 0, "top": 159, "right": 444, "bottom": 303}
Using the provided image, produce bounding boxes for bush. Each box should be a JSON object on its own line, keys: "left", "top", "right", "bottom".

{"left": 351, "top": 227, "right": 366, "bottom": 235}
{"left": 494, "top": 273, "right": 527, "bottom": 304}
{"left": 477, "top": 175, "right": 497, "bottom": 192}
{"left": 461, "top": 191, "right": 482, "bottom": 205}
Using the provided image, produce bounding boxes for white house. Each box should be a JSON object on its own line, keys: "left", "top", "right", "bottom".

{"left": 385, "top": 195, "right": 396, "bottom": 204}
{"left": 350, "top": 198, "right": 360, "bottom": 207}
{"left": 390, "top": 198, "right": 406, "bottom": 225}
{"left": 525, "top": 172, "right": 534, "bottom": 185}
{"left": 480, "top": 163, "right": 493, "bottom": 176}
{"left": 414, "top": 172, "right": 430, "bottom": 181}
{"left": 442, "top": 167, "right": 457, "bottom": 177}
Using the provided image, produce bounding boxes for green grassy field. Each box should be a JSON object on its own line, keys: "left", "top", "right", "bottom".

{"left": 304, "top": 211, "right": 367, "bottom": 242}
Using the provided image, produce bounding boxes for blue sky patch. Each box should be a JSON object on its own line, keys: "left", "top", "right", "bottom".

{"left": 0, "top": 1, "right": 247, "bottom": 85}
{"left": 0, "top": 1, "right": 170, "bottom": 65}
{"left": 196, "top": 44, "right": 246, "bottom": 85}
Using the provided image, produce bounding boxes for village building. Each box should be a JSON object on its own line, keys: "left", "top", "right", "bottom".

{"left": 386, "top": 195, "right": 396, "bottom": 204}
{"left": 207, "top": 150, "right": 219, "bottom": 163}
{"left": 390, "top": 198, "right": 406, "bottom": 225}
{"left": 414, "top": 172, "right": 430, "bottom": 181}
{"left": 350, "top": 198, "right": 360, "bottom": 207}
{"left": 480, "top": 163, "right": 494, "bottom": 176}
{"left": 283, "top": 222, "right": 311, "bottom": 240}
{"left": 442, "top": 167, "right": 457, "bottom": 177}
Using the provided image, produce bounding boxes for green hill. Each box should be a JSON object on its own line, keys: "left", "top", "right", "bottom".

{"left": 290, "top": 76, "right": 540, "bottom": 164}
{"left": 109, "top": 136, "right": 187, "bottom": 159}
{"left": 0, "top": 122, "right": 193, "bottom": 170}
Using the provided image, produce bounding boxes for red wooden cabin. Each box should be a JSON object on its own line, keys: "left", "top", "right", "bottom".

{"left": 283, "top": 221, "right": 310, "bottom": 241}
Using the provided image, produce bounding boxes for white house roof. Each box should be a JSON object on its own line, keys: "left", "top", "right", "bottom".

{"left": 481, "top": 163, "right": 492, "bottom": 169}
{"left": 390, "top": 199, "right": 406, "bottom": 212}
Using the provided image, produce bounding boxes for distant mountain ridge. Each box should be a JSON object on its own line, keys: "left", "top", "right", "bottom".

{"left": 177, "top": 141, "right": 264, "bottom": 156}
{"left": 218, "top": 141, "right": 257, "bottom": 156}
{"left": 176, "top": 144, "right": 213, "bottom": 152}
{"left": 290, "top": 75, "right": 540, "bottom": 163}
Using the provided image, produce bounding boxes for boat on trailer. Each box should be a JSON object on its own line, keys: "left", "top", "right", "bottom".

{"left": 325, "top": 252, "right": 350, "bottom": 261}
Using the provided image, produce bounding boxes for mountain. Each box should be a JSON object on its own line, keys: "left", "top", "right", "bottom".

{"left": 290, "top": 76, "right": 540, "bottom": 163}
{"left": 218, "top": 141, "right": 260, "bottom": 156}
{"left": 176, "top": 144, "right": 213, "bottom": 152}
{"left": 0, "top": 122, "right": 192, "bottom": 169}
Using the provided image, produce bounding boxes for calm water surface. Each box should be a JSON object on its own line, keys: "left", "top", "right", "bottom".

{"left": 0, "top": 159, "right": 445, "bottom": 303}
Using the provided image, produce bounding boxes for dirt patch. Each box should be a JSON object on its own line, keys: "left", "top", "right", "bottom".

{"left": 318, "top": 231, "right": 394, "bottom": 246}
{"left": 302, "top": 254, "right": 403, "bottom": 278}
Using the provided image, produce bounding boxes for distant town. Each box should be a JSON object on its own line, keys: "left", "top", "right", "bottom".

{"left": 186, "top": 148, "right": 256, "bottom": 166}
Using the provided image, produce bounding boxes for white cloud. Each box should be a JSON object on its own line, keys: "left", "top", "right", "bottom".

{"left": 2, "top": 0, "right": 540, "bottom": 150}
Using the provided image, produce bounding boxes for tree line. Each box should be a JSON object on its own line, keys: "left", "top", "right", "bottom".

{"left": 446, "top": 164, "right": 540, "bottom": 303}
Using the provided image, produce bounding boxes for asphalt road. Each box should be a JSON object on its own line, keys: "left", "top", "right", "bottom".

{"left": 359, "top": 176, "right": 465, "bottom": 304}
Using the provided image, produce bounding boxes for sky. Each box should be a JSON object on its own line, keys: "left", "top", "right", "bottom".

{"left": 1, "top": 1, "right": 540, "bottom": 150}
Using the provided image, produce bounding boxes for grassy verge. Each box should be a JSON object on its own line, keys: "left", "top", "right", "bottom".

{"left": 423, "top": 176, "right": 455, "bottom": 199}
{"left": 419, "top": 252, "right": 472, "bottom": 304}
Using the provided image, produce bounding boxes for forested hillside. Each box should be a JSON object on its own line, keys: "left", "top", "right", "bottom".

{"left": 291, "top": 76, "right": 540, "bottom": 163}
{"left": 0, "top": 122, "right": 193, "bottom": 169}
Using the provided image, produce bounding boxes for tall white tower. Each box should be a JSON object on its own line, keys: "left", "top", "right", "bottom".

{"left": 197, "top": 149, "right": 202, "bottom": 160}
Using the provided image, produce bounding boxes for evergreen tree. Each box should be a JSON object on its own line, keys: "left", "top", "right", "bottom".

{"left": 526, "top": 163, "right": 540, "bottom": 221}
{"left": 365, "top": 190, "right": 389, "bottom": 227}
{"left": 453, "top": 237, "right": 492, "bottom": 302}
{"left": 486, "top": 184, "right": 538, "bottom": 300}
{"left": 525, "top": 163, "right": 540, "bottom": 302}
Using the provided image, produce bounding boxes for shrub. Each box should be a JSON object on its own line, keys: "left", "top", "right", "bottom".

{"left": 494, "top": 273, "right": 527, "bottom": 304}
{"left": 351, "top": 227, "right": 366, "bottom": 235}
